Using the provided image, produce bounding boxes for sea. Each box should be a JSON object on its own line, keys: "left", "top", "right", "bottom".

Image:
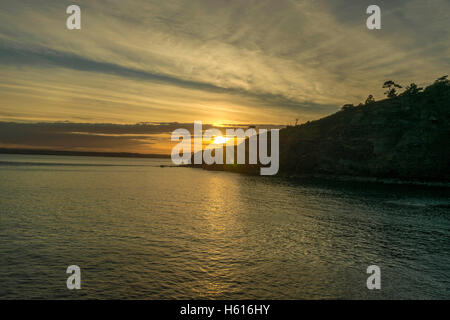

{"left": 0, "top": 154, "right": 449, "bottom": 299}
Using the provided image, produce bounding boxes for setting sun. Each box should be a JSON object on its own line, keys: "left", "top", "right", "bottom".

{"left": 212, "top": 136, "right": 229, "bottom": 144}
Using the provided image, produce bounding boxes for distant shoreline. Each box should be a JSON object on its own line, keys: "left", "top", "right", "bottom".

{"left": 0, "top": 148, "right": 171, "bottom": 159}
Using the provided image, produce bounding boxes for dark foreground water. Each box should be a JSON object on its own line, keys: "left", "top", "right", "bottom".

{"left": 0, "top": 154, "right": 449, "bottom": 299}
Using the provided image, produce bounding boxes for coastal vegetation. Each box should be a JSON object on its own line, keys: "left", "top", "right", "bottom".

{"left": 196, "top": 76, "right": 450, "bottom": 183}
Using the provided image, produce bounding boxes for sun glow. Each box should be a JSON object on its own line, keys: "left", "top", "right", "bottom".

{"left": 212, "top": 136, "right": 229, "bottom": 144}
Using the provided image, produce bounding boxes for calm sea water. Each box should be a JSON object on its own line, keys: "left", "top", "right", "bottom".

{"left": 0, "top": 154, "right": 449, "bottom": 299}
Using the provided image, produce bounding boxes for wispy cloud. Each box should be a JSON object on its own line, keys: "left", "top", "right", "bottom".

{"left": 0, "top": 41, "right": 333, "bottom": 114}
{"left": 0, "top": 121, "right": 283, "bottom": 154}
{"left": 0, "top": 0, "right": 448, "bottom": 126}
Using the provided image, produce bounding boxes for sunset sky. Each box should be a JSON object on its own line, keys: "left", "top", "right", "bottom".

{"left": 0, "top": 0, "right": 449, "bottom": 153}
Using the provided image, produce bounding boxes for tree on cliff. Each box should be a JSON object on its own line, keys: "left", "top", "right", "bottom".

{"left": 383, "top": 80, "right": 402, "bottom": 98}
{"left": 402, "top": 83, "right": 423, "bottom": 96}
{"left": 365, "top": 95, "right": 375, "bottom": 105}
{"left": 424, "top": 75, "right": 449, "bottom": 94}
{"left": 433, "top": 75, "right": 449, "bottom": 86}
{"left": 341, "top": 104, "right": 354, "bottom": 110}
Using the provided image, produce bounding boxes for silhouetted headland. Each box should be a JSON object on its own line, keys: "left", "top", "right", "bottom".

{"left": 191, "top": 76, "right": 450, "bottom": 185}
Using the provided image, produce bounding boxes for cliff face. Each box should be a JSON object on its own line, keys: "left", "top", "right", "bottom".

{"left": 278, "top": 81, "right": 450, "bottom": 181}
{"left": 194, "top": 79, "right": 450, "bottom": 182}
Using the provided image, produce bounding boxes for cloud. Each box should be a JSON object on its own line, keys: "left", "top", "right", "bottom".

{"left": 0, "top": 121, "right": 160, "bottom": 153}
{"left": 0, "top": 0, "right": 448, "bottom": 126}
{"left": 0, "top": 121, "right": 283, "bottom": 154}
{"left": 0, "top": 40, "right": 334, "bottom": 114}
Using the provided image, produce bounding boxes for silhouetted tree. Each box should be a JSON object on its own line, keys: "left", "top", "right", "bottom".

{"left": 424, "top": 75, "right": 450, "bottom": 94}
{"left": 402, "top": 83, "right": 423, "bottom": 96}
{"left": 383, "top": 80, "right": 402, "bottom": 98}
{"left": 434, "top": 75, "right": 449, "bottom": 84}
{"left": 341, "top": 104, "right": 354, "bottom": 110}
{"left": 365, "top": 95, "right": 375, "bottom": 105}
{"left": 434, "top": 75, "right": 450, "bottom": 86}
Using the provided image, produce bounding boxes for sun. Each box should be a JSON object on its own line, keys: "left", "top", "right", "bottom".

{"left": 212, "top": 136, "right": 229, "bottom": 144}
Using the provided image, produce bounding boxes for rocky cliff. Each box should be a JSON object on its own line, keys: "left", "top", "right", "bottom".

{"left": 195, "top": 77, "right": 450, "bottom": 182}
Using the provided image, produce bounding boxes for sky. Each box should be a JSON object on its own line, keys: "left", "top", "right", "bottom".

{"left": 0, "top": 0, "right": 449, "bottom": 153}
